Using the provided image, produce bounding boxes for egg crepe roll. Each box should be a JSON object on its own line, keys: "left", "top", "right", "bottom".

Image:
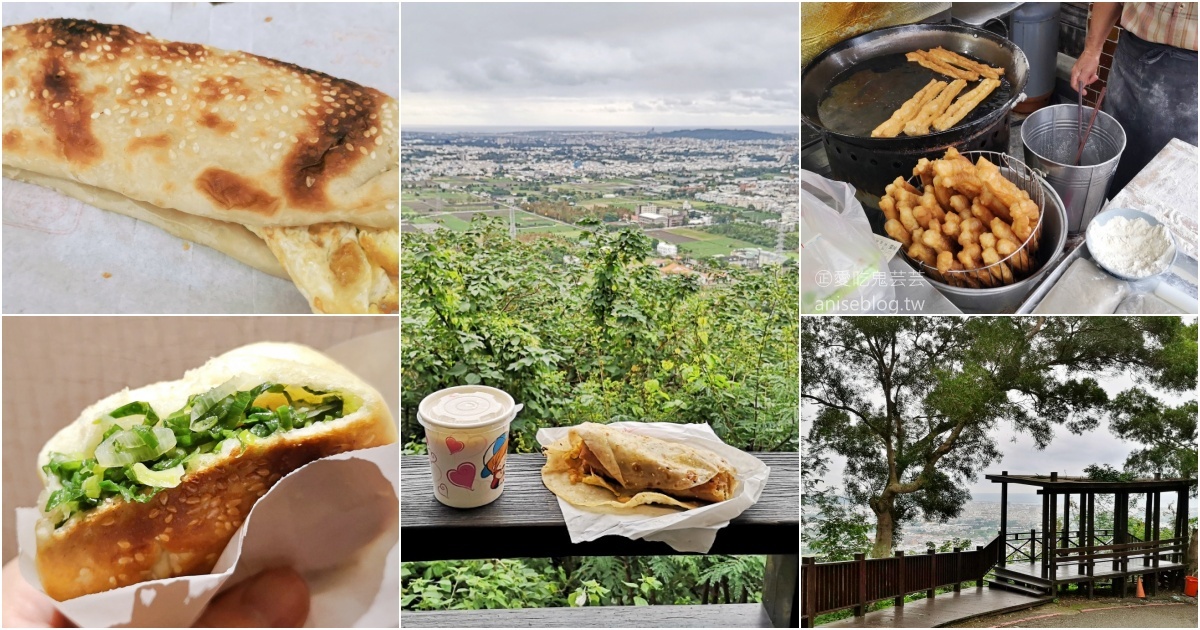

{"left": 541, "top": 423, "right": 737, "bottom": 510}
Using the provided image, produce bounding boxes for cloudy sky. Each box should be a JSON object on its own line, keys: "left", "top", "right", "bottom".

{"left": 803, "top": 360, "right": 1196, "bottom": 502}
{"left": 401, "top": 3, "right": 798, "bottom": 127}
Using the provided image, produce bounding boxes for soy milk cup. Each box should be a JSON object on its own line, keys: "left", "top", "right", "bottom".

{"left": 418, "top": 386, "right": 522, "bottom": 508}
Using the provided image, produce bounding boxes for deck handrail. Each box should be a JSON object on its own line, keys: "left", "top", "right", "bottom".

{"left": 800, "top": 538, "right": 999, "bottom": 627}
{"left": 1001, "top": 528, "right": 1142, "bottom": 563}
{"left": 403, "top": 452, "right": 799, "bottom": 628}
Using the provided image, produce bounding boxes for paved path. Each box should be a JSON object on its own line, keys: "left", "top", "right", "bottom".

{"left": 949, "top": 595, "right": 1197, "bottom": 628}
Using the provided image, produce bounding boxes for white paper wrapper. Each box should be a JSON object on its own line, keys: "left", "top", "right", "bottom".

{"left": 18, "top": 445, "right": 398, "bottom": 628}
{"left": 535, "top": 422, "right": 769, "bottom": 553}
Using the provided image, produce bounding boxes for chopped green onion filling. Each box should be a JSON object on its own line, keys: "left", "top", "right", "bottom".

{"left": 42, "top": 383, "right": 350, "bottom": 526}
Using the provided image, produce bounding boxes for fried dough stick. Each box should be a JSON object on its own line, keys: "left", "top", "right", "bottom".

{"left": 906, "top": 51, "right": 980, "bottom": 81}
{"left": 904, "top": 79, "right": 967, "bottom": 136}
{"left": 933, "top": 79, "right": 1001, "bottom": 131}
{"left": 872, "top": 79, "right": 946, "bottom": 138}
{"left": 928, "top": 47, "right": 1004, "bottom": 80}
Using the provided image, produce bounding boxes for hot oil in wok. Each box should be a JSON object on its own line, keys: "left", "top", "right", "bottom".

{"left": 817, "top": 51, "right": 1012, "bottom": 138}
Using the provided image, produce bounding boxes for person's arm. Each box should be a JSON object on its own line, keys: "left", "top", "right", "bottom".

{"left": 1071, "top": 3, "right": 1124, "bottom": 93}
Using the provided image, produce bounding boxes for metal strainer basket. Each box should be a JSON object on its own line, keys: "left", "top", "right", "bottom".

{"left": 900, "top": 150, "right": 1057, "bottom": 289}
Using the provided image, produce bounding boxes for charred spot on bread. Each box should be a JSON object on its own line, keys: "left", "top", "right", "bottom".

{"left": 127, "top": 133, "right": 171, "bottom": 153}
{"left": 21, "top": 19, "right": 138, "bottom": 55}
{"left": 4, "top": 129, "right": 22, "bottom": 151}
{"left": 32, "top": 56, "right": 102, "bottom": 166}
{"left": 281, "top": 77, "right": 388, "bottom": 209}
{"left": 197, "top": 112, "right": 236, "bottom": 134}
{"left": 195, "top": 168, "right": 279, "bottom": 215}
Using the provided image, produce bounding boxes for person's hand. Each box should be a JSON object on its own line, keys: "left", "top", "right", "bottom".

{"left": 3, "top": 559, "right": 71, "bottom": 628}
{"left": 2, "top": 559, "right": 310, "bottom": 628}
{"left": 1071, "top": 48, "right": 1102, "bottom": 95}
{"left": 193, "top": 568, "right": 310, "bottom": 627}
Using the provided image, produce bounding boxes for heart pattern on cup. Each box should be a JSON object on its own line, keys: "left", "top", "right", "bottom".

{"left": 430, "top": 451, "right": 438, "bottom": 463}
{"left": 447, "top": 462, "right": 476, "bottom": 489}
{"left": 446, "top": 436, "right": 465, "bottom": 454}
{"left": 437, "top": 483, "right": 449, "bottom": 498}
{"left": 465, "top": 435, "right": 488, "bottom": 454}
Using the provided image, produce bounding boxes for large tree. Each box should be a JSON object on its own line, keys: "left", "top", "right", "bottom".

{"left": 802, "top": 317, "right": 1191, "bottom": 558}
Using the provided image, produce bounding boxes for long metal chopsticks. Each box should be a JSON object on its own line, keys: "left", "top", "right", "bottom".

{"left": 1075, "top": 86, "right": 1107, "bottom": 166}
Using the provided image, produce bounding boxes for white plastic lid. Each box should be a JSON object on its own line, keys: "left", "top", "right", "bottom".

{"left": 417, "top": 385, "right": 517, "bottom": 430}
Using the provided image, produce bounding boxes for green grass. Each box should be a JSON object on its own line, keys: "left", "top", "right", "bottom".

{"left": 651, "top": 227, "right": 760, "bottom": 258}
{"left": 410, "top": 209, "right": 567, "bottom": 233}
{"left": 412, "top": 214, "right": 473, "bottom": 231}
{"left": 523, "top": 225, "right": 582, "bottom": 238}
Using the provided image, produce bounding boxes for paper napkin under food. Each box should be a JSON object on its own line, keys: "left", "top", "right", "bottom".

{"left": 536, "top": 422, "right": 770, "bottom": 553}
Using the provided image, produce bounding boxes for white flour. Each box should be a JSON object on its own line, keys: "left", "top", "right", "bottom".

{"left": 1089, "top": 216, "right": 1175, "bottom": 278}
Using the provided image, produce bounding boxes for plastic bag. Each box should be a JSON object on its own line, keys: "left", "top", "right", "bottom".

{"left": 801, "top": 170, "right": 896, "bottom": 313}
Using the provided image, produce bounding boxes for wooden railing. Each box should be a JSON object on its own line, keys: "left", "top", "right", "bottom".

{"left": 1051, "top": 537, "right": 1187, "bottom": 575}
{"left": 800, "top": 536, "right": 1000, "bottom": 627}
{"left": 1001, "top": 528, "right": 1130, "bottom": 564}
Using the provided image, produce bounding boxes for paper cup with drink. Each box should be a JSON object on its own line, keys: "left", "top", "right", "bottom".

{"left": 417, "top": 385, "right": 522, "bottom": 508}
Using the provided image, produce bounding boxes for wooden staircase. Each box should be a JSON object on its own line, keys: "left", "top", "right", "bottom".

{"left": 988, "top": 566, "right": 1052, "bottom": 597}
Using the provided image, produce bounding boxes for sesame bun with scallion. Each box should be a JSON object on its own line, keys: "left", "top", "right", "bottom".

{"left": 34, "top": 342, "right": 396, "bottom": 600}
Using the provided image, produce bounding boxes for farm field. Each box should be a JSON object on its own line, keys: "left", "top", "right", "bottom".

{"left": 646, "top": 227, "right": 759, "bottom": 258}
{"left": 405, "top": 208, "right": 568, "bottom": 234}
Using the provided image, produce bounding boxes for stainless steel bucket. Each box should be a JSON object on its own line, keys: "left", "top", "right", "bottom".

{"left": 1021, "top": 104, "right": 1126, "bottom": 233}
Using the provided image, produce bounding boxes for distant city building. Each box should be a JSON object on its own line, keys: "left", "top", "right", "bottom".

{"left": 637, "top": 212, "right": 668, "bottom": 227}
{"left": 657, "top": 242, "right": 678, "bottom": 257}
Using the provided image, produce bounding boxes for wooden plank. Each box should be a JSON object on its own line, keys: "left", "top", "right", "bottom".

{"left": 821, "top": 589, "right": 1052, "bottom": 628}
{"left": 401, "top": 452, "right": 798, "bottom": 560}
{"left": 984, "top": 474, "right": 1195, "bottom": 491}
{"left": 402, "top": 603, "right": 773, "bottom": 628}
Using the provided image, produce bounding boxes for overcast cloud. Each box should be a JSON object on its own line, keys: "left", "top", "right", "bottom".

{"left": 401, "top": 3, "right": 798, "bottom": 127}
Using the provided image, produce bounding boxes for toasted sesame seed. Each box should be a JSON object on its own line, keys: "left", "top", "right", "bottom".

{"left": 117, "top": 540, "right": 131, "bottom": 549}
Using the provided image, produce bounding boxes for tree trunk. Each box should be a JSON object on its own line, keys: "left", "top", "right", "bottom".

{"left": 871, "top": 506, "right": 895, "bottom": 558}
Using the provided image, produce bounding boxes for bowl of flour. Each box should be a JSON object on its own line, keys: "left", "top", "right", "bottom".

{"left": 1085, "top": 209, "right": 1177, "bottom": 281}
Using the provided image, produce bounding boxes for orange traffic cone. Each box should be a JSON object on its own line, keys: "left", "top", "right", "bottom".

{"left": 1136, "top": 576, "right": 1146, "bottom": 598}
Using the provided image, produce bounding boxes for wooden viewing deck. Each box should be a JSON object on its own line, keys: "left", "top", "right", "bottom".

{"left": 1000, "top": 557, "right": 1185, "bottom": 582}
{"left": 820, "top": 588, "right": 1052, "bottom": 628}
{"left": 804, "top": 471, "right": 1195, "bottom": 627}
